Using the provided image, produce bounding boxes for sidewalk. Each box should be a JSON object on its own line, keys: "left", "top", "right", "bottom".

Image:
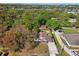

{"left": 47, "top": 42, "right": 58, "bottom": 56}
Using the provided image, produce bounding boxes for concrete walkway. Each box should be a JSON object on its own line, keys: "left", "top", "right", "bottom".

{"left": 34, "top": 33, "right": 58, "bottom": 56}
{"left": 47, "top": 42, "right": 58, "bottom": 56}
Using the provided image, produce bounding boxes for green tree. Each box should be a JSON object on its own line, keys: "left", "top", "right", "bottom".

{"left": 46, "top": 19, "right": 61, "bottom": 30}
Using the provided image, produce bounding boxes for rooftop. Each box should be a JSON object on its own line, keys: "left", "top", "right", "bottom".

{"left": 63, "top": 34, "right": 79, "bottom": 46}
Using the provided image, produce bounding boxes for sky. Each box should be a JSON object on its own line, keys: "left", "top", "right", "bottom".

{"left": 0, "top": 0, "right": 79, "bottom": 3}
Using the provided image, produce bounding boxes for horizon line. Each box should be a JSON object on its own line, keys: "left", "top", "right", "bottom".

{"left": 0, "top": 3, "right": 79, "bottom": 4}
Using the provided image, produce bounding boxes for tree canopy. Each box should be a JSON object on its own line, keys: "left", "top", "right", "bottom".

{"left": 46, "top": 19, "right": 61, "bottom": 30}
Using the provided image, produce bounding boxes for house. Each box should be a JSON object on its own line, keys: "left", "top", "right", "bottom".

{"left": 61, "top": 34, "right": 79, "bottom": 50}
{"left": 68, "top": 18, "right": 76, "bottom": 23}
{"left": 39, "top": 25, "right": 46, "bottom": 30}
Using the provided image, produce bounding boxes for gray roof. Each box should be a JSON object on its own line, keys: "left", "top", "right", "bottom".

{"left": 63, "top": 34, "right": 79, "bottom": 45}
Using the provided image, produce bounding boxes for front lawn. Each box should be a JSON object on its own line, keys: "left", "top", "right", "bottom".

{"left": 14, "top": 42, "right": 49, "bottom": 56}
{"left": 34, "top": 43, "right": 49, "bottom": 56}
{"left": 63, "top": 28, "right": 79, "bottom": 34}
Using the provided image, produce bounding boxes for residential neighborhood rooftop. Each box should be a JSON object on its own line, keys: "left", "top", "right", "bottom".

{"left": 63, "top": 34, "right": 79, "bottom": 46}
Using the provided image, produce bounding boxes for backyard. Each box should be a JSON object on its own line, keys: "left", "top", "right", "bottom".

{"left": 63, "top": 28, "right": 79, "bottom": 34}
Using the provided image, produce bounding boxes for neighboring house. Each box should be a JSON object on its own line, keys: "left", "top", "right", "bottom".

{"left": 68, "top": 18, "right": 76, "bottom": 23}
{"left": 61, "top": 34, "right": 79, "bottom": 48}
{"left": 67, "top": 11, "right": 77, "bottom": 14}
{"left": 0, "top": 7, "right": 5, "bottom": 10}
{"left": 51, "top": 18, "right": 57, "bottom": 20}
{"left": 39, "top": 25, "right": 46, "bottom": 30}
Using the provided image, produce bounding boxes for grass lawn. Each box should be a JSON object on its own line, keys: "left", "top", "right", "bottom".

{"left": 67, "top": 46, "right": 79, "bottom": 49}
{"left": 0, "top": 48, "right": 4, "bottom": 51}
{"left": 34, "top": 42, "right": 49, "bottom": 56}
{"left": 14, "top": 42, "right": 49, "bottom": 56}
{"left": 63, "top": 28, "right": 79, "bottom": 34}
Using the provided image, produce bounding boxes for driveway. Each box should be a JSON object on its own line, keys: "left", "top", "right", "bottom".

{"left": 47, "top": 42, "right": 58, "bottom": 56}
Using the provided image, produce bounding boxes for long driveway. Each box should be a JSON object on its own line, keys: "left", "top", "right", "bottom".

{"left": 47, "top": 42, "right": 58, "bottom": 56}
{"left": 34, "top": 31, "right": 58, "bottom": 56}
